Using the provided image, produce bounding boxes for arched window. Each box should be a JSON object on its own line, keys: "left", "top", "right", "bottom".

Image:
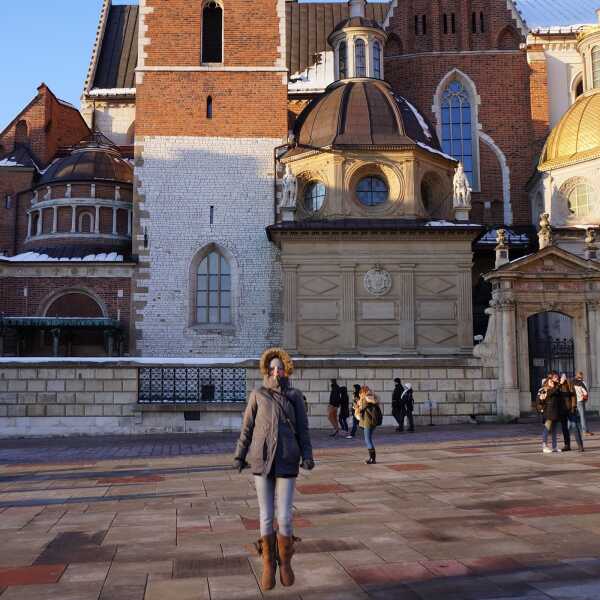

{"left": 338, "top": 41, "right": 347, "bottom": 78}
{"left": 373, "top": 41, "right": 381, "bottom": 79}
{"left": 592, "top": 46, "right": 600, "bottom": 89}
{"left": 567, "top": 181, "right": 594, "bottom": 218}
{"left": 15, "top": 120, "right": 28, "bottom": 146}
{"left": 356, "top": 176, "right": 388, "bottom": 206}
{"left": 480, "top": 12, "right": 485, "bottom": 33}
{"left": 441, "top": 80, "right": 474, "bottom": 186}
{"left": 304, "top": 182, "right": 326, "bottom": 213}
{"left": 207, "top": 96, "right": 213, "bottom": 119}
{"left": 202, "top": 1, "right": 223, "bottom": 64}
{"left": 78, "top": 212, "right": 94, "bottom": 233}
{"left": 196, "top": 250, "right": 231, "bottom": 324}
{"left": 574, "top": 75, "right": 584, "bottom": 100}
{"left": 355, "top": 39, "right": 366, "bottom": 77}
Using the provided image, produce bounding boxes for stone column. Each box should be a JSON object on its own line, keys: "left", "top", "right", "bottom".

{"left": 36, "top": 209, "right": 42, "bottom": 235}
{"left": 282, "top": 265, "right": 298, "bottom": 350}
{"left": 71, "top": 206, "right": 76, "bottom": 232}
{"left": 457, "top": 269, "right": 473, "bottom": 351}
{"left": 497, "top": 298, "right": 520, "bottom": 417}
{"left": 587, "top": 301, "right": 600, "bottom": 405}
{"left": 94, "top": 205, "right": 100, "bottom": 234}
{"left": 398, "top": 270, "right": 416, "bottom": 352}
{"left": 52, "top": 206, "right": 58, "bottom": 233}
{"left": 27, "top": 213, "right": 32, "bottom": 238}
{"left": 340, "top": 265, "right": 357, "bottom": 351}
{"left": 112, "top": 207, "right": 118, "bottom": 235}
{"left": 127, "top": 210, "right": 132, "bottom": 235}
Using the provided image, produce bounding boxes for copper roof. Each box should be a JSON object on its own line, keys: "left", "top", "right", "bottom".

{"left": 294, "top": 79, "right": 439, "bottom": 148}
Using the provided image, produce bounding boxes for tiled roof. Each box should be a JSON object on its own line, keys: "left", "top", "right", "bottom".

{"left": 92, "top": 5, "right": 138, "bottom": 90}
{"left": 515, "top": 0, "right": 598, "bottom": 29}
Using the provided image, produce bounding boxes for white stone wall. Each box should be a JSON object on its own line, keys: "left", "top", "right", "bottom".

{"left": 134, "top": 136, "right": 284, "bottom": 357}
{"left": 94, "top": 103, "right": 136, "bottom": 145}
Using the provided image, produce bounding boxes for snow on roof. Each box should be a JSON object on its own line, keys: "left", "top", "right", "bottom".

{"left": 0, "top": 158, "right": 23, "bottom": 167}
{"left": 88, "top": 88, "right": 136, "bottom": 97}
{"left": 425, "top": 220, "right": 475, "bottom": 227}
{"left": 402, "top": 97, "right": 432, "bottom": 140}
{"left": 57, "top": 98, "right": 77, "bottom": 109}
{"left": 515, "top": 0, "right": 598, "bottom": 29}
{"left": 416, "top": 141, "right": 456, "bottom": 162}
{"left": 0, "top": 252, "right": 124, "bottom": 262}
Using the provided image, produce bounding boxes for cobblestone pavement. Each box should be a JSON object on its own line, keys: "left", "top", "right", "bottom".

{"left": 1, "top": 423, "right": 600, "bottom": 599}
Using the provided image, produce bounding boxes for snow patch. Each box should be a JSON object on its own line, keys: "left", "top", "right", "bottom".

{"left": 402, "top": 97, "right": 432, "bottom": 139}
{"left": 426, "top": 220, "right": 475, "bottom": 227}
{"left": 0, "top": 158, "right": 22, "bottom": 167}
{"left": 0, "top": 252, "right": 124, "bottom": 262}
{"left": 89, "top": 88, "right": 136, "bottom": 97}
{"left": 416, "top": 142, "right": 456, "bottom": 161}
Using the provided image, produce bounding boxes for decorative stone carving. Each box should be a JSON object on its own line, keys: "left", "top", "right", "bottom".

{"left": 364, "top": 265, "right": 392, "bottom": 296}
{"left": 452, "top": 162, "right": 471, "bottom": 221}
{"left": 473, "top": 306, "right": 498, "bottom": 366}
{"left": 538, "top": 213, "right": 552, "bottom": 249}
{"left": 585, "top": 227, "right": 598, "bottom": 260}
{"left": 280, "top": 164, "right": 297, "bottom": 209}
{"left": 495, "top": 228, "right": 509, "bottom": 268}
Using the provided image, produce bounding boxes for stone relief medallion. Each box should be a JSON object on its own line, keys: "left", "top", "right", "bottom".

{"left": 364, "top": 266, "right": 392, "bottom": 296}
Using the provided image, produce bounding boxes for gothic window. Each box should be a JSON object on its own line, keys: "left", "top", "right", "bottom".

{"left": 421, "top": 15, "right": 427, "bottom": 35}
{"left": 355, "top": 39, "right": 366, "bottom": 77}
{"left": 472, "top": 12, "right": 477, "bottom": 33}
{"left": 338, "top": 41, "right": 347, "bottom": 78}
{"left": 373, "top": 41, "right": 381, "bottom": 79}
{"left": 202, "top": 1, "right": 223, "bottom": 63}
{"left": 356, "top": 176, "right": 388, "bottom": 206}
{"left": 443, "top": 14, "right": 448, "bottom": 34}
{"left": 304, "top": 182, "right": 326, "bottom": 213}
{"left": 451, "top": 13, "right": 456, "bottom": 34}
{"left": 480, "top": 12, "right": 485, "bottom": 33}
{"left": 592, "top": 46, "right": 600, "bottom": 88}
{"left": 196, "top": 250, "right": 231, "bottom": 324}
{"left": 207, "top": 96, "right": 213, "bottom": 119}
{"left": 567, "top": 181, "right": 594, "bottom": 218}
{"left": 441, "top": 80, "right": 474, "bottom": 186}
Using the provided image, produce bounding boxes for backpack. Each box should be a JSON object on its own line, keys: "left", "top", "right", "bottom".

{"left": 362, "top": 403, "right": 383, "bottom": 428}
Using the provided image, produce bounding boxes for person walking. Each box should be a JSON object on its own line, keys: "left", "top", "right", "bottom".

{"left": 557, "top": 372, "right": 572, "bottom": 451}
{"left": 565, "top": 375, "right": 584, "bottom": 452}
{"left": 392, "top": 378, "right": 404, "bottom": 432}
{"left": 574, "top": 371, "right": 593, "bottom": 436}
{"left": 233, "top": 347, "right": 314, "bottom": 591}
{"left": 355, "top": 385, "right": 382, "bottom": 464}
{"left": 346, "top": 384, "right": 361, "bottom": 439}
{"left": 338, "top": 385, "right": 350, "bottom": 433}
{"left": 540, "top": 371, "right": 561, "bottom": 454}
{"left": 327, "top": 379, "right": 341, "bottom": 437}
{"left": 399, "top": 382, "right": 415, "bottom": 433}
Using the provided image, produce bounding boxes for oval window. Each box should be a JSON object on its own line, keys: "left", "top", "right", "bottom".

{"left": 304, "top": 182, "right": 326, "bottom": 213}
{"left": 356, "top": 176, "right": 388, "bottom": 206}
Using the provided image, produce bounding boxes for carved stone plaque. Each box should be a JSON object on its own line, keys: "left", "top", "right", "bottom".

{"left": 364, "top": 266, "right": 392, "bottom": 297}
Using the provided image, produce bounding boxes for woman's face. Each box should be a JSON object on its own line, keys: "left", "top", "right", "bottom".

{"left": 268, "top": 357, "right": 287, "bottom": 386}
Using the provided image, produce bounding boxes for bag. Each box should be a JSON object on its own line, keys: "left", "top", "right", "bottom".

{"left": 362, "top": 403, "right": 383, "bottom": 428}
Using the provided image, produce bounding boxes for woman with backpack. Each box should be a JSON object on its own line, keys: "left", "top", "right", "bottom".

{"left": 354, "top": 385, "right": 382, "bottom": 464}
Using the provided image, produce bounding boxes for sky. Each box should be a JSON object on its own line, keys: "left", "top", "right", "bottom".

{"left": 0, "top": 0, "right": 136, "bottom": 132}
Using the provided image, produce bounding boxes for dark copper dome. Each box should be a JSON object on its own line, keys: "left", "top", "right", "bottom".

{"left": 294, "top": 79, "right": 440, "bottom": 149}
{"left": 38, "top": 145, "right": 133, "bottom": 185}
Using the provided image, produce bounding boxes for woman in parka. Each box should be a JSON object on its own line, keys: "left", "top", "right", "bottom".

{"left": 541, "top": 373, "right": 561, "bottom": 453}
{"left": 233, "top": 348, "right": 314, "bottom": 591}
{"left": 355, "top": 385, "right": 381, "bottom": 464}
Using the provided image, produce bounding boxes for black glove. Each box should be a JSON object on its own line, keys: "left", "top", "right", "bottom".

{"left": 233, "top": 458, "right": 249, "bottom": 473}
{"left": 300, "top": 458, "right": 315, "bottom": 471}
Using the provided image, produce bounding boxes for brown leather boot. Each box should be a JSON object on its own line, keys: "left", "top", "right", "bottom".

{"left": 256, "top": 533, "right": 277, "bottom": 591}
{"left": 276, "top": 533, "right": 297, "bottom": 587}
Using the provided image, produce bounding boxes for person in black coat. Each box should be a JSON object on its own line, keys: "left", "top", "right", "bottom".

{"left": 328, "top": 379, "right": 341, "bottom": 437}
{"left": 392, "top": 378, "right": 404, "bottom": 432}
{"left": 338, "top": 386, "right": 350, "bottom": 432}
{"left": 399, "top": 383, "right": 415, "bottom": 432}
{"left": 541, "top": 372, "right": 561, "bottom": 453}
{"left": 346, "top": 384, "right": 361, "bottom": 438}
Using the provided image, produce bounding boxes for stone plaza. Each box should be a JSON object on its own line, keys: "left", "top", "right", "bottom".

{"left": 1, "top": 423, "right": 600, "bottom": 599}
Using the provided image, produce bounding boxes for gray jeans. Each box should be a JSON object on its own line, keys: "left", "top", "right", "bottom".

{"left": 254, "top": 476, "right": 296, "bottom": 537}
{"left": 578, "top": 401, "right": 590, "bottom": 433}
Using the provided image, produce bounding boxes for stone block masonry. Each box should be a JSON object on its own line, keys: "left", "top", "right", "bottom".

{"left": 0, "top": 357, "right": 497, "bottom": 436}
{"left": 134, "top": 136, "right": 284, "bottom": 357}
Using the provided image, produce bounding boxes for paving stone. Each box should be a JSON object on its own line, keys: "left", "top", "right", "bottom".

{"left": 0, "top": 564, "right": 66, "bottom": 586}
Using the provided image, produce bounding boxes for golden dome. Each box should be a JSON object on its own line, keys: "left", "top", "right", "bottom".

{"left": 539, "top": 90, "right": 600, "bottom": 172}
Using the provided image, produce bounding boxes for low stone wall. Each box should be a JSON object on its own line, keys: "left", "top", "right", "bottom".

{"left": 0, "top": 357, "right": 498, "bottom": 437}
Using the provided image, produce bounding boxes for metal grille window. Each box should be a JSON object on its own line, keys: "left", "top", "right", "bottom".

{"left": 593, "top": 46, "right": 600, "bottom": 89}
{"left": 568, "top": 182, "right": 593, "bottom": 217}
{"left": 373, "top": 41, "right": 381, "bottom": 79}
{"left": 355, "top": 39, "right": 366, "bottom": 77}
{"left": 304, "top": 182, "right": 326, "bottom": 212}
{"left": 441, "top": 80, "right": 474, "bottom": 186}
{"left": 338, "top": 41, "right": 347, "bottom": 78}
{"left": 138, "top": 367, "right": 246, "bottom": 403}
{"left": 356, "top": 176, "right": 388, "bottom": 206}
{"left": 196, "top": 250, "right": 231, "bottom": 324}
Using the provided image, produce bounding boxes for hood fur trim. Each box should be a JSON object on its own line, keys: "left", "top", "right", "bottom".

{"left": 259, "top": 347, "right": 294, "bottom": 376}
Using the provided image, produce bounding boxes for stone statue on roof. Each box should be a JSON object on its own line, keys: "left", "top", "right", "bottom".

{"left": 453, "top": 162, "right": 471, "bottom": 209}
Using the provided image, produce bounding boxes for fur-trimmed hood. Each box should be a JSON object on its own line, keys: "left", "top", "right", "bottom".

{"left": 259, "top": 347, "right": 294, "bottom": 376}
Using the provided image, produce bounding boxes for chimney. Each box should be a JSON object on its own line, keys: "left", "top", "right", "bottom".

{"left": 349, "top": 0, "right": 366, "bottom": 18}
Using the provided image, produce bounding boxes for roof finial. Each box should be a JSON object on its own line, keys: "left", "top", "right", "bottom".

{"left": 349, "top": 0, "right": 366, "bottom": 19}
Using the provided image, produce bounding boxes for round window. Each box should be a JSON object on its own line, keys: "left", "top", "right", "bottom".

{"left": 304, "top": 182, "right": 326, "bottom": 213}
{"left": 356, "top": 176, "right": 388, "bottom": 206}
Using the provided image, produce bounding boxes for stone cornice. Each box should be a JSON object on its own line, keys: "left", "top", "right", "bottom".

{"left": 0, "top": 263, "right": 135, "bottom": 278}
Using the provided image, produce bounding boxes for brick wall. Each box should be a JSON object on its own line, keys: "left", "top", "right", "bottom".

{"left": 0, "top": 170, "right": 34, "bottom": 255}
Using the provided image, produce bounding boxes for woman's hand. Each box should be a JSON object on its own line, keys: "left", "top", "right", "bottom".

{"left": 233, "top": 458, "right": 249, "bottom": 473}
{"left": 300, "top": 458, "right": 315, "bottom": 470}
